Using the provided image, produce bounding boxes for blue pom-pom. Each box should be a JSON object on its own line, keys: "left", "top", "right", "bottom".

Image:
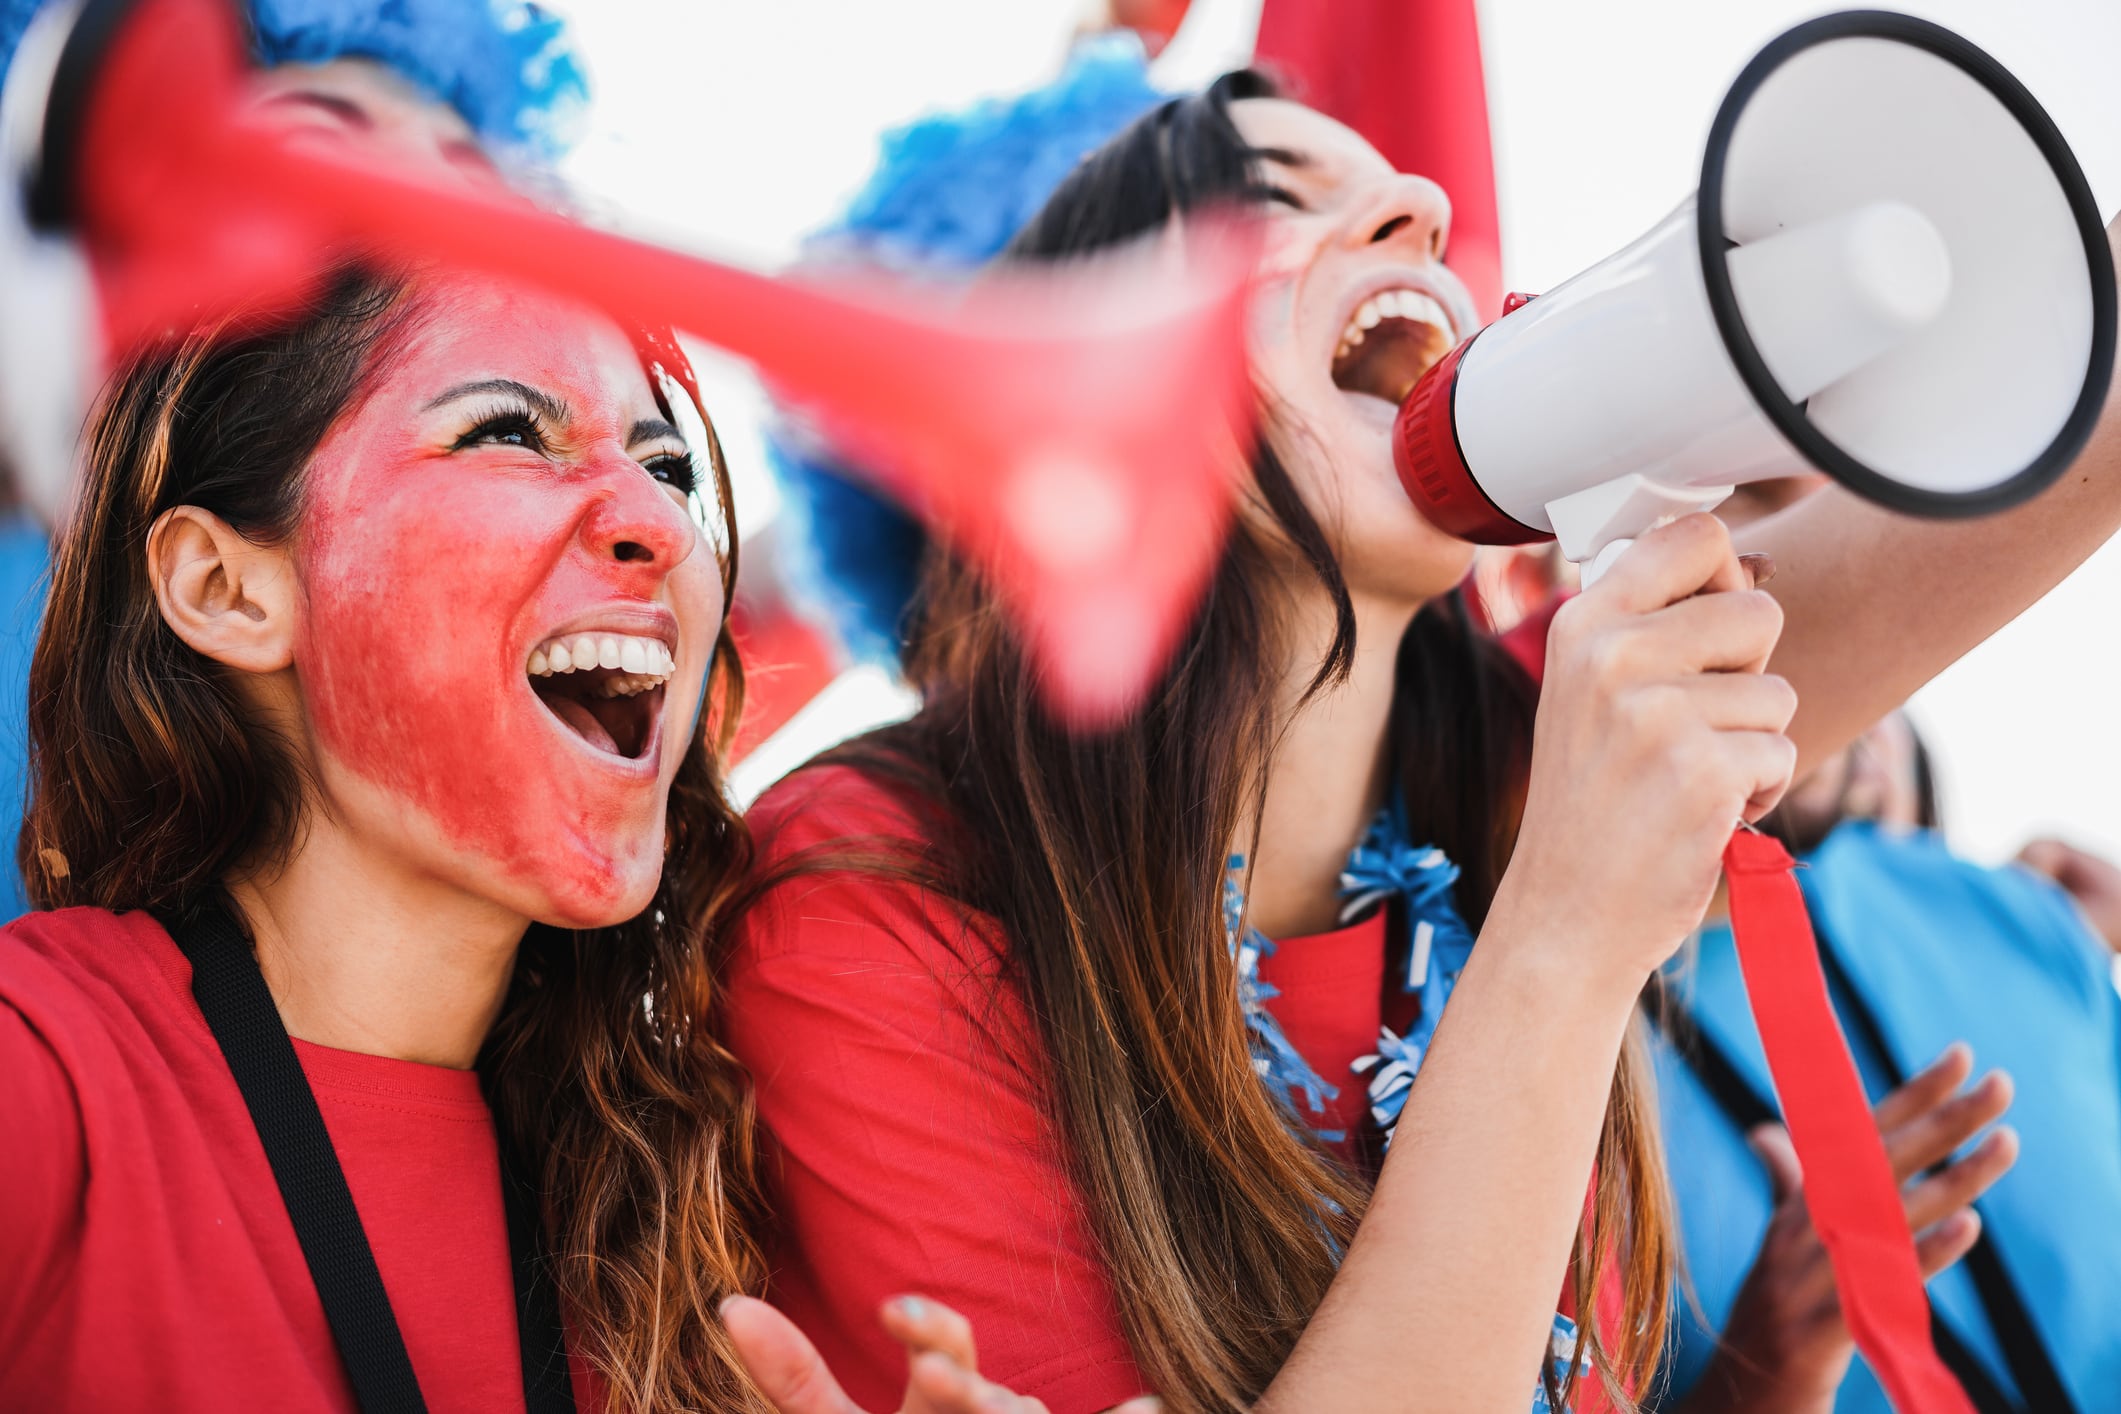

{"left": 1, "top": 0, "right": 586, "bottom": 159}
{"left": 768, "top": 35, "right": 1166, "bottom": 665}
{"left": 249, "top": 0, "right": 587, "bottom": 157}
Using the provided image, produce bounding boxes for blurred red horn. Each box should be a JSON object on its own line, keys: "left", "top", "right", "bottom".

{"left": 7, "top": 0, "right": 1257, "bottom": 725}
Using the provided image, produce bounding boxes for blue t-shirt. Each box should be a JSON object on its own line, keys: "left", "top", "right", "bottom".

{"left": 0, "top": 517, "right": 46, "bottom": 922}
{"left": 1654, "top": 821, "right": 2121, "bottom": 1411}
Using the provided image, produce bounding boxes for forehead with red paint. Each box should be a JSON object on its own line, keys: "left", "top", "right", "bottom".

{"left": 292, "top": 275, "right": 722, "bottom": 925}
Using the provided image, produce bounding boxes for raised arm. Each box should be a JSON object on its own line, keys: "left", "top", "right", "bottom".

{"left": 1260, "top": 514, "right": 1795, "bottom": 1411}
{"left": 1743, "top": 214, "right": 2121, "bottom": 774}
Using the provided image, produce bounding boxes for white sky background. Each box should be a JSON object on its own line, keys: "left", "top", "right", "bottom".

{"left": 559, "top": 0, "right": 2121, "bottom": 860}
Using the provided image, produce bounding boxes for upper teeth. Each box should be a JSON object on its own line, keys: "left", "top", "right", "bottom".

{"left": 528, "top": 632, "right": 674, "bottom": 691}
{"left": 1336, "top": 289, "right": 1456, "bottom": 360}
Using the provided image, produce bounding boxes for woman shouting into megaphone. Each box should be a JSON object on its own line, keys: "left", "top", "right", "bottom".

{"left": 724, "top": 71, "right": 2117, "bottom": 1414}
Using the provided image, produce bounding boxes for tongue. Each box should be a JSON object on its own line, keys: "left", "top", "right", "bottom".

{"left": 549, "top": 696, "right": 620, "bottom": 755}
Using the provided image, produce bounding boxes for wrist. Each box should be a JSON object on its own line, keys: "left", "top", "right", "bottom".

{"left": 1479, "top": 887, "right": 1660, "bottom": 1011}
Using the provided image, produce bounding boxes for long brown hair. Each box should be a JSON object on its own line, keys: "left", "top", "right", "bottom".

{"left": 21, "top": 268, "right": 775, "bottom": 1414}
{"left": 815, "top": 73, "right": 1672, "bottom": 1411}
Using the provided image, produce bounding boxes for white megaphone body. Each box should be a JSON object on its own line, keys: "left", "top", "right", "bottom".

{"left": 1394, "top": 11, "right": 2116, "bottom": 580}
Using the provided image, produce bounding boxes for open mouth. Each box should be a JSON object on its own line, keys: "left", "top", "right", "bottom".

{"left": 527, "top": 632, "right": 673, "bottom": 762}
{"left": 1331, "top": 289, "right": 1459, "bottom": 406}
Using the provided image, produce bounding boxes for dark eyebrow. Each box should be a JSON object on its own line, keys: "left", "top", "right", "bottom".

{"left": 627, "top": 418, "right": 686, "bottom": 450}
{"left": 260, "top": 90, "right": 374, "bottom": 129}
{"left": 424, "top": 379, "right": 571, "bottom": 426}
{"left": 1254, "top": 144, "right": 1311, "bottom": 171}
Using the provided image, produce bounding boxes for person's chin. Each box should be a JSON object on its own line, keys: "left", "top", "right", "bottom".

{"left": 532, "top": 843, "right": 665, "bottom": 932}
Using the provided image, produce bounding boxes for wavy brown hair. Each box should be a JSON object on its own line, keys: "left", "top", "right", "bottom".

{"left": 814, "top": 72, "right": 1672, "bottom": 1411}
{"left": 21, "top": 267, "right": 775, "bottom": 1414}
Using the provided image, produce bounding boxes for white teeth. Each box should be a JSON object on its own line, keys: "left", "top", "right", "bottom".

{"left": 525, "top": 631, "right": 676, "bottom": 688}
{"left": 1335, "top": 287, "right": 1457, "bottom": 355}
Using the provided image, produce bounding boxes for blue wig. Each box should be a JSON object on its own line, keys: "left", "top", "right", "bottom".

{"left": 2, "top": 0, "right": 587, "bottom": 159}
{"left": 767, "top": 34, "right": 1167, "bottom": 665}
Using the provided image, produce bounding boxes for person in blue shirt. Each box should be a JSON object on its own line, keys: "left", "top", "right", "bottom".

{"left": 0, "top": 0, "right": 586, "bottom": 921}
{"left": 1652, "top": 703, "right": 2121, "bottom": 1413}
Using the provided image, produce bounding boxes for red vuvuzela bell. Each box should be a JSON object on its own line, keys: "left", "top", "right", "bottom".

{"left": 1, "top": 0, "right": 1259, "bottom": 726}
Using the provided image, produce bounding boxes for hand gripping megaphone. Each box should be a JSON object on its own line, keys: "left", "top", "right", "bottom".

{"left": 0, "top": 0, "right": 1258, "bottom": 726}
{"left": 1393, "top": 16, "right": 2114, "bottom": 1414}
{"left": 1394, "top": 11, "right": 2116, "bottom": 581}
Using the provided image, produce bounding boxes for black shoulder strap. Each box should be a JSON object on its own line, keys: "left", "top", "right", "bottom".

{"left": 172, "top": 897, "right": 574, "bottom": 1414}
{"left": 1648, "top": 976, "right": 2031, "bottom": 1414}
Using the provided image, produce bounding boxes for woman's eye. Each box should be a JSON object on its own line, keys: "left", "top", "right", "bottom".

{"left": 454, "top": 411, "right": 547, "bottom": 453}
{"left": 646, "top": 451, "right": 698, "bottom": 495}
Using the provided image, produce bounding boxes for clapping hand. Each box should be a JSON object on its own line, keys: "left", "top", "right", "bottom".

{"left": 1678, "top": 1043, "right": 2016, "bottom": 1413}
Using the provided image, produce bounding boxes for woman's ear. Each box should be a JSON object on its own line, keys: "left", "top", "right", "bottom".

{"left": 146, "top": 506, "right": 298, "bottom": 674}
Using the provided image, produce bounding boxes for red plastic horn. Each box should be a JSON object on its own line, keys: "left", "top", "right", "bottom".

{"left": 12, "top": 0, "right": 1257, "bottom": 725}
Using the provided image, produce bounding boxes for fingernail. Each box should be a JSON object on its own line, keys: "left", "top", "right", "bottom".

{"left": 894, "top": 1295, "right": 927, "bottom": 1321}
{"left": 1740, "top": 552, "right": 1776, "bottom": 587}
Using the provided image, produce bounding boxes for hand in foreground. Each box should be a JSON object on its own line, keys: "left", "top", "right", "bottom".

{"left": 1500, "top": 513, "right": 1796, "bottom": 983}
{"left": 2017, "top": 836, "right": 2121, "bottom": 953}
{"left": 1677, "top": 1042, "right": 2017, "bottom": 1414}
{"left": 724, "top": 1292, "right": 1162, "bottom": 1414}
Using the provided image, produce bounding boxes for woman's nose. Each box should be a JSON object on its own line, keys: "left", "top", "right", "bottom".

{"left": 1345, "top": 174, "right": 1454, "bottom": 262}
{"left": 582, "top": 466, "right": 696, "bottom": 575}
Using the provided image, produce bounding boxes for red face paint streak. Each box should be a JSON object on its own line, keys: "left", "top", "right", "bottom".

{"left": 293, "top": 278, "right": 722, "bottom": 927}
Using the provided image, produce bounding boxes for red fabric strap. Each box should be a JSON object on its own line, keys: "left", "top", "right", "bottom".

{"left": 1722, "top": 829, "right": 1974, "bottom": 1414}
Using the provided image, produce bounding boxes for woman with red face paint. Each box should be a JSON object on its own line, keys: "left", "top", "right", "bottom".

{"left": 0, "top": 264, "right": 1131, "bottom": 1414}
{"left": 724, "top": 73, "right": 2119, "bottom": 1414}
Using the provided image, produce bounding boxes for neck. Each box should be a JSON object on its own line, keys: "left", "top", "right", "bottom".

{"left": 228, "top": 823, "right": 526, "bottom": 1070}
{"left": 1244, "top": 587, "right": 1421, "bottom": 940}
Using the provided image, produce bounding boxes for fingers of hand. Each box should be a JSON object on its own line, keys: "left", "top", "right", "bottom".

{"left": 1592, "top": 513, "right": 1746, "bottom": 614}
{"left": 1903, "top": 1125, "right": 2019, "bottom": 1234}
{"left": 880, "top": 1295, "right": 977, "bottom": 1371}
{"left": 1884, "top": 1069, "right": 2013, "bottom": 1180}
{"left": 1746, "top": 1123, "right": 1805, "bottom": 1203}
{"left": 1726, "top": 729, "right": 1800, "bottom": 824}
{"left": 903, "top": 1351, "right": 1036, "bottom": 1414}
{"left": 1872, "top": 1042, "right": 1975, "bottom": 1134}
{"left": 1672, "top": 672, "right": 1799, "bottom": 734}
{"left": 1914, "top": 1210, "right": 1985, "bottom": 1279}
{"left": 1639, "top": 588, "right": 1786, "bottom": 676}
{"left": 720, "top": 1295, "right": 858, "bottom": 1414}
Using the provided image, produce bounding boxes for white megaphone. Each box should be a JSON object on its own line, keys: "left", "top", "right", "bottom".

{"left": 1393, "top": 10, "right": 2116, "bottom": 580}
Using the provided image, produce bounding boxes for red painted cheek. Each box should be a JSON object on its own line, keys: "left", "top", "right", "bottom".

{"left": 296, "top": 440, "right": 670, "bottom": 917}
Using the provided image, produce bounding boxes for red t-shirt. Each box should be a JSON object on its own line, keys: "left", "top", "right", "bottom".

{"left": 728, "top": 768, "right": 1462, "bottom": 1413}
{"left": 723, "top": 608, "right": 1630, "bottom": 1414}
{"left": 0, "top": 906, "right": 594, "bottom": 1412}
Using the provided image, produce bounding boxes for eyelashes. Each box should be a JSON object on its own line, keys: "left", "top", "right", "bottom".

{"left": 451, "top": 401, "right": 696, "bottom": 494}
{"left": 452, "top": 403, "right": 550, "bottom": 454}
{"left": 646, "top": 450, "right": 699, "bottom": 496}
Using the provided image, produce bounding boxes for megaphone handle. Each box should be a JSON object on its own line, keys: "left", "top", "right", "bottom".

{"left": 1580, "top": 538, "right": 1634, "bottom": 586}
{"left": 1724, "top": 831, "right": 1978, "bottom": 1414}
